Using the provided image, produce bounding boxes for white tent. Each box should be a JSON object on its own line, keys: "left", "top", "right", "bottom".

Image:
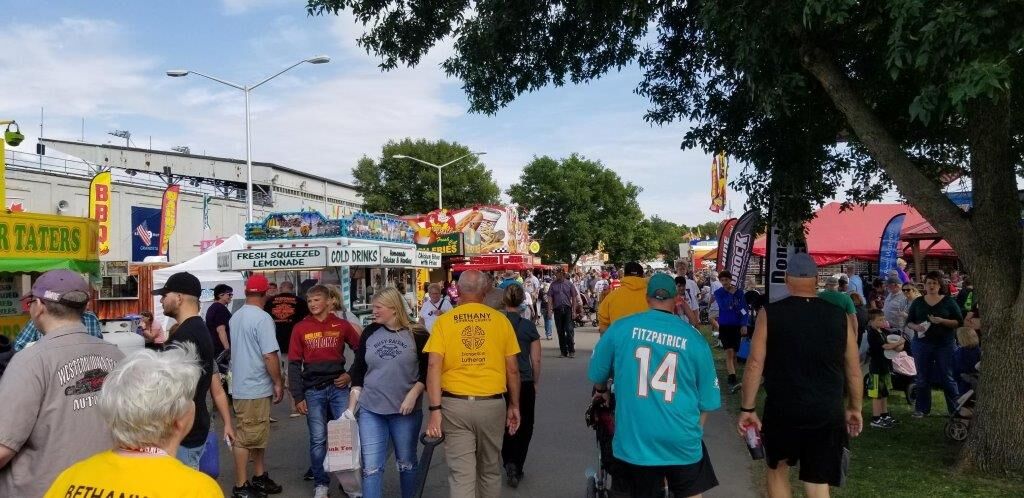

{"left": 152, "top": 234, "right": 247, "bottom": 326}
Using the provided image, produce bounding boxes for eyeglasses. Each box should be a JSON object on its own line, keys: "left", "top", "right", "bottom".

{"left": 902, "top": 288, "right": 912, "bottom": 293}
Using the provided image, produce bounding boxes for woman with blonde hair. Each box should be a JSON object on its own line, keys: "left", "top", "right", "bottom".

{"left": 346, "top": 287, "right": 428, "bottom": 498}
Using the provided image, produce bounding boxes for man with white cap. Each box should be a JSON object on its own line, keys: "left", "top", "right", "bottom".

{"left": 738, "top": 253, "right": 862, "bottom": 497}
{"left": 0, "top": 270, "right": 125, "bottom": 497}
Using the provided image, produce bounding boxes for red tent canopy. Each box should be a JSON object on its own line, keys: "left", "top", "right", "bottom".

{"left": 752, "top": 202, "right": 955, "bottom": 266}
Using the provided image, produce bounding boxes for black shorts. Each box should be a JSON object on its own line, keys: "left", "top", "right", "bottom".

{"left": 618, "top": 443, "right": 718, "bottom": 498}
{"left": 762, "top": 417, "right": 849, "bottom": 486}
{"left": 719, "top": 324, "right": 742, "bottom": 351}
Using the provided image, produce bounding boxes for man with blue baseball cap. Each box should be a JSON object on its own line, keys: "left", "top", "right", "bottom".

{"left": 588, "top": 273, "right": 721, "bottom": 497}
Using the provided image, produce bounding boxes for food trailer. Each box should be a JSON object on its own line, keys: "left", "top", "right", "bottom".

{"left": 217, "top": 211, "right": 441, "bottom": 325}
{"left": 0, "top": 211, "right": 99, "bottom": 341}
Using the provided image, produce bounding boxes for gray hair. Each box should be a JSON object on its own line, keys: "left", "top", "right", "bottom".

{"left": 427, "top": 282, "right": 443, "bottom": 293}
{"left": 279, "top": 281, "right": 295, "bottom": 292}
{"left": 99, "top": 345, "right": 201, "bottom": 449}
{"left": 457, "top": 270, "right": 487, "bottom": 296}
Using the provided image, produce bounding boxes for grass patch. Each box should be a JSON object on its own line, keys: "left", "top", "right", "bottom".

{"left": 696, "top": 325, "right": 1024, "bottom": 498}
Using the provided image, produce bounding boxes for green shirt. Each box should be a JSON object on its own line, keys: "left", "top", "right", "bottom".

{"left": 818, "top": 290, "right": 856, "bottom": 315}
{"left": 907, "top": 295, "right": 963, "bottom": 344}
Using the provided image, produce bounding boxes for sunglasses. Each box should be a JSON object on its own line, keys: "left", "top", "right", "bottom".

{"left": 902, "top": 288, "right": 912, "bottom": 292}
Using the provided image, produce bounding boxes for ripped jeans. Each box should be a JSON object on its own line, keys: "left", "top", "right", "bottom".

{"left": 358, "top": 408, "right": 422, "bottom": 498}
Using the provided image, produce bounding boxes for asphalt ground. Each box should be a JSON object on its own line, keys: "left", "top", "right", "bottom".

{"left": 213, "top": 326, "right": 757, "bottom": 497}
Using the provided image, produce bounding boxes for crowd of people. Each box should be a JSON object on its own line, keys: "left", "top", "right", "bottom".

{"left": 0, "top": 255, "right": 982, "bottom": 498}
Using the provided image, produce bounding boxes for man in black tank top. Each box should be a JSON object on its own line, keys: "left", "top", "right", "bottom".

{"left": 736, "top": 254, "right": 863, "bottom": 497}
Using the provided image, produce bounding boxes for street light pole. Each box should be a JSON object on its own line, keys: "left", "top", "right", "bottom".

{"left": 166, "top": 55, "right": 330, "bottom": 222}
{"left": 393, "top": 152, "right": 486, "bottom": 211}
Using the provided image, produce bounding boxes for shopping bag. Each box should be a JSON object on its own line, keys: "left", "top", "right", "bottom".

{"left": 326, "top": 417, "right": 360, "bottom": 472}
{"left": 891, "top": 351, "right": 917, "bottom": 376}
{"left": 198, "top": 431, "right": 219, "bottom": 478}
{"left": 737, "top": 337, "right": 751, "bottom": 360}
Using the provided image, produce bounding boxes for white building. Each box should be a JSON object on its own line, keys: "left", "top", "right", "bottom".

{"left": 3, "top": 139, "right": 362, "bottom": 264}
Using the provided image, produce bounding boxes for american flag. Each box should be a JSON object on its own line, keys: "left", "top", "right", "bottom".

{"left": 136, "top": 221, "right": 152, "bottom": 246}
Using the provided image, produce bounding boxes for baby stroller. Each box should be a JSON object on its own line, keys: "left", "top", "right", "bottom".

{"left": 576, "top": 293, "right": 598, "bottom": 328}
{"left": 946, "top": 370, "right": 979, "bottom": 441}
{"left": 585, "top": 394, "right": 616, "bottom": 498}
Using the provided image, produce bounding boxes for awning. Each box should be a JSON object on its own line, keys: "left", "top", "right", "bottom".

{"left": 450, "top": 253, "right": 544, "bottom": 272}
{"left": 0, "top": 257, "right": 99, "bottom": 274}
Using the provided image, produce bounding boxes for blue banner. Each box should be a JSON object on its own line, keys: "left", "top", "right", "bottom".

{"left": 131, "top": 206, "right": 163, "bottom": 262}
{"left": 877, "top": 213, "right": 906, "bottom": 279}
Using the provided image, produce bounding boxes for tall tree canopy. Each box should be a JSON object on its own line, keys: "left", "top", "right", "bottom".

{"left": 309, "top": 0, "right": 1024, "bottom": 471}
{"left": 507, "top": 154, "right": 644, "bottom": 267}
{"left": 353, "top": 138, "right": 500, "bottom": 215}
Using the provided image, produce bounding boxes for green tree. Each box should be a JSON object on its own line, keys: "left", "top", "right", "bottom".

{"left": 353, "top": 138, "right": 500, "bottom": 215}
{"left": 507, "top": 155, "right": 644, "bottom": 267}
{"left": 309, "top": 1, "right": 1024, "bottom": 471}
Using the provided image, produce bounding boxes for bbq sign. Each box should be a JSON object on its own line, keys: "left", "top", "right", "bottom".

{"left": 219, "top": 247, "right": 328, "bottom": 270}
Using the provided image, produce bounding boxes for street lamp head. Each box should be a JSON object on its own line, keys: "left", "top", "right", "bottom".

{"left": 307, "top": 55, "right": 331, "bottom": 64}
{"left": 392, "top": 155, "right": 408, "bottom": 159}
{"left": 166, "top": 70, "right": 189, "bottom": 77}
{"left": 473, "top": 151, "right": 487, "bottom": 156}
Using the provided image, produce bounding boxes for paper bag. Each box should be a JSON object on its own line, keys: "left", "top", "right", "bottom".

{"left": 326, "top": 417, "right": 360, "bottom": 472}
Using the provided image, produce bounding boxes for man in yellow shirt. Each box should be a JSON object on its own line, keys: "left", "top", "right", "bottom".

{"left": 45, "top": 346, "right": 222, "bottom": 498}
{"left": 424, "top": 270, "right": 522, "bottom": 498}
{"left": 598, "top": 261, "right": 650, "bottom": 334}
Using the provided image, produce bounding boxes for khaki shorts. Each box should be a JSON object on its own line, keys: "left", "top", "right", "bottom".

{"left": 233, "top": 397, "right": 271, "bottom": 449}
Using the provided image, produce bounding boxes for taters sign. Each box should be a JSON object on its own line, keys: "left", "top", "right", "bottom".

{"left": 0, "top": 212, "right": 97, "bottom": 261}
{"left": 219, "top": 247, "right": 328, "bottom": 271}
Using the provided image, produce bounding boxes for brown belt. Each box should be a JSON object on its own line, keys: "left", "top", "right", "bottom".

{"left": 442, "top": 391, "right": 503, "bottom": 401}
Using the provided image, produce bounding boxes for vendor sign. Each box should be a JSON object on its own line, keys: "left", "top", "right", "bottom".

{"left": 418, "top": 233, "right": 464, "bottom": 256}
{"left": 219, "top": 247, "right": 328, "bottom": 271}
{"left": 88, "top": 171, "right": 112, "bottom": 256}
{"left": 416, "top": 251, "right": 442, "bottom": 268}
{"left": 328, "top": 245, "right": 382, "bottom": 266}
{"left": 0, "top": 211, "right": 99, "bottom": 273}
{"left": 380, "top": 247, "right": 415, "bottom": 267}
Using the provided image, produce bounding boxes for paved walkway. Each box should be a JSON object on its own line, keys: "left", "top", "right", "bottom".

{"left": 214, "top": 326, "right": 758, "bottom": 497}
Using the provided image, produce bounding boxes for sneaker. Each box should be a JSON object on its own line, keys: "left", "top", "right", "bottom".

{"left": 251, "top": 472, "right": 283, "bottom": 495}
{"left": 729, "top": 383, "right": 742, "bottom": 394}
{"left": 232, "top": 483, "right": 268, "bottom": 498}
{"left": 269, "top": 417, "right": 278, "bottom": 423}
{"left": 870, "top": 418, "right": 893, "bottom": 429}
{"left": 505, "top": 463, "right": 520, "bottom": 488}
{"left": 303, "top": 469, "right": 314, "bottom": 481}
{"left": 883, "top": 415, "right": 899, "bottom": 425}
{"left": 911, "top": 411, "right": 926, "bottom": 418}
{"left": 568, "top": 352, "right": 576, "bottom": 358}
{"left": 314, "top": 485, "right": 330, "bottom": 498}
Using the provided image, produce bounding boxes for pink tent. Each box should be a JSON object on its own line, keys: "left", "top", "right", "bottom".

{"left": 752, "top": 202, "right": 956, "bottom": 266}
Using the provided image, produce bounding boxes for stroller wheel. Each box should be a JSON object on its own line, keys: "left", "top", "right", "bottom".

{"left": 945, "top": 420, "right": 969, "bottom": 441}
{"left": 586, "top": 476, "right": 598, "bottom": 498}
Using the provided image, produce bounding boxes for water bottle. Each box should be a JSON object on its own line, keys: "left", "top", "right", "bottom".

{"left": 744, "top": 425, "right": 765, "bottom": 460}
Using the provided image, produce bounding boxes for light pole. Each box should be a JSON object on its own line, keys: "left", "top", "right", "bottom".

{"left": 393, "top": 152, "right": 486, "bottom": 210}
{"left": 166, "top": 55, "right": 331, "bottom": 222}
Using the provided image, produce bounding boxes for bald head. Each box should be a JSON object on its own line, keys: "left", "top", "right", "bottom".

{"left": 457, "top": 270, "right": 488, "bottom": 303}
{"left": 785, "top": 275, "right": 819, "bottom": 297}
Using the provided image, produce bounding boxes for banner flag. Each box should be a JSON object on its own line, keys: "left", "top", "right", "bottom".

{"left": 159, "top": 185, "right": 181, "bottom": 256}
{"left": 725, "top": 209, "right": 759, "bottom": 292}
{"left": 202, "top": 195, "right": 211, "bottom": 230}
{"left": 765, "top": 211, "right": 809, "bottom": 304}
{"left": 0, "top": 141, "right": 5, "bottom": 210}
{"left": 878, "top": 213, "right": 907, "bottom": 279}
{"left": 88, "top": 171, "right": 112, "bottom": 256}
{"left": 131, "top": 206, "right": 162, "bottom": 262}
{"left": 709, "top": 152, "right": 728, "bottom": 213}
{"left": 716, "top": 218, "right": 737, "bottom": 273}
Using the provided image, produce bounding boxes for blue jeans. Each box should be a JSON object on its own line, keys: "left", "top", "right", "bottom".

{"left": 358, "top": 408, "right": 422, "bottom": 498}
{"left": 544, "top": 316, "right": 554, "bottom": 339}
{"left": 912, "top": 340, "right": 959, "bottom": 414}
{"left": 306, "top": 384, "right": 351, "bottom": 486}
{"left": 176, "top": 443, "right": 205, "bottom": 469}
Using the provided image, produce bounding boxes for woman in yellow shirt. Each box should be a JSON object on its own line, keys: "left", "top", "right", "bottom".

{"left": 45, "top": 345, "right": 223, "bottom": 497}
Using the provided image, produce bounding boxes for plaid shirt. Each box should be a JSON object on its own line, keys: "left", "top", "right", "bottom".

{"left": 12, "top": 311, "right": 104, "bottom": 352}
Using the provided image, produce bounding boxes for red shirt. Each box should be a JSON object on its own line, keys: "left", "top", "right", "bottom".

{"left": 288, "top": 313, "right": 360, "bottom": 364}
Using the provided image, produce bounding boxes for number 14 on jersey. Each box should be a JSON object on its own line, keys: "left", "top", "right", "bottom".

{"left": 635, "top": 346, "right": 678, "bottom": 402}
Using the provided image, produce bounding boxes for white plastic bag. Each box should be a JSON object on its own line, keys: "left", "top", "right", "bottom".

{"left": 326, "top": 417, "right": 360, "bottom": 472}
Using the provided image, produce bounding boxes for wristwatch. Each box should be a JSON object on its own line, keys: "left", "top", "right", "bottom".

{"left": 428, "top": 404, "right": 442, "bottom": 411}
{"left": 740, "top": 407, "right": 756, "bottom": 413}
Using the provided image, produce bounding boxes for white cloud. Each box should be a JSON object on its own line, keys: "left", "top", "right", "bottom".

{"left": 221, "top": 0, "right": 294, "bottom": 15}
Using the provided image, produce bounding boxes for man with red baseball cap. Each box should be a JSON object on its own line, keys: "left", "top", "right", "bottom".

{"left": 227, "top": 274, "right": 286, "bottom": 498}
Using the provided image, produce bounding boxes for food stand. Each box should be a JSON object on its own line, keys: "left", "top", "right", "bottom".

{"left": 0, "top": 211, "right": 99, "bottom": 341}
{"left": 405, "top": 205, "right": 545, "bottom": 276}
{"left": 217, "top": 211, "right": 441, "bottom": 325}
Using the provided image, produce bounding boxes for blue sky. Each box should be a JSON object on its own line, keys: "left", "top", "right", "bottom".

{"left": 2, "top": 0, "right": 748, "bottom": 226}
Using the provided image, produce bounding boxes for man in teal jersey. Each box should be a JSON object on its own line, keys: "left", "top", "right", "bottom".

{"left": 588, "top": 273, "right": 721, "bottom": 498}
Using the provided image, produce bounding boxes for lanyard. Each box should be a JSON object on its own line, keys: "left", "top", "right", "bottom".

{"left": 117, "top": 446, "right": 169, "bottom": 457}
